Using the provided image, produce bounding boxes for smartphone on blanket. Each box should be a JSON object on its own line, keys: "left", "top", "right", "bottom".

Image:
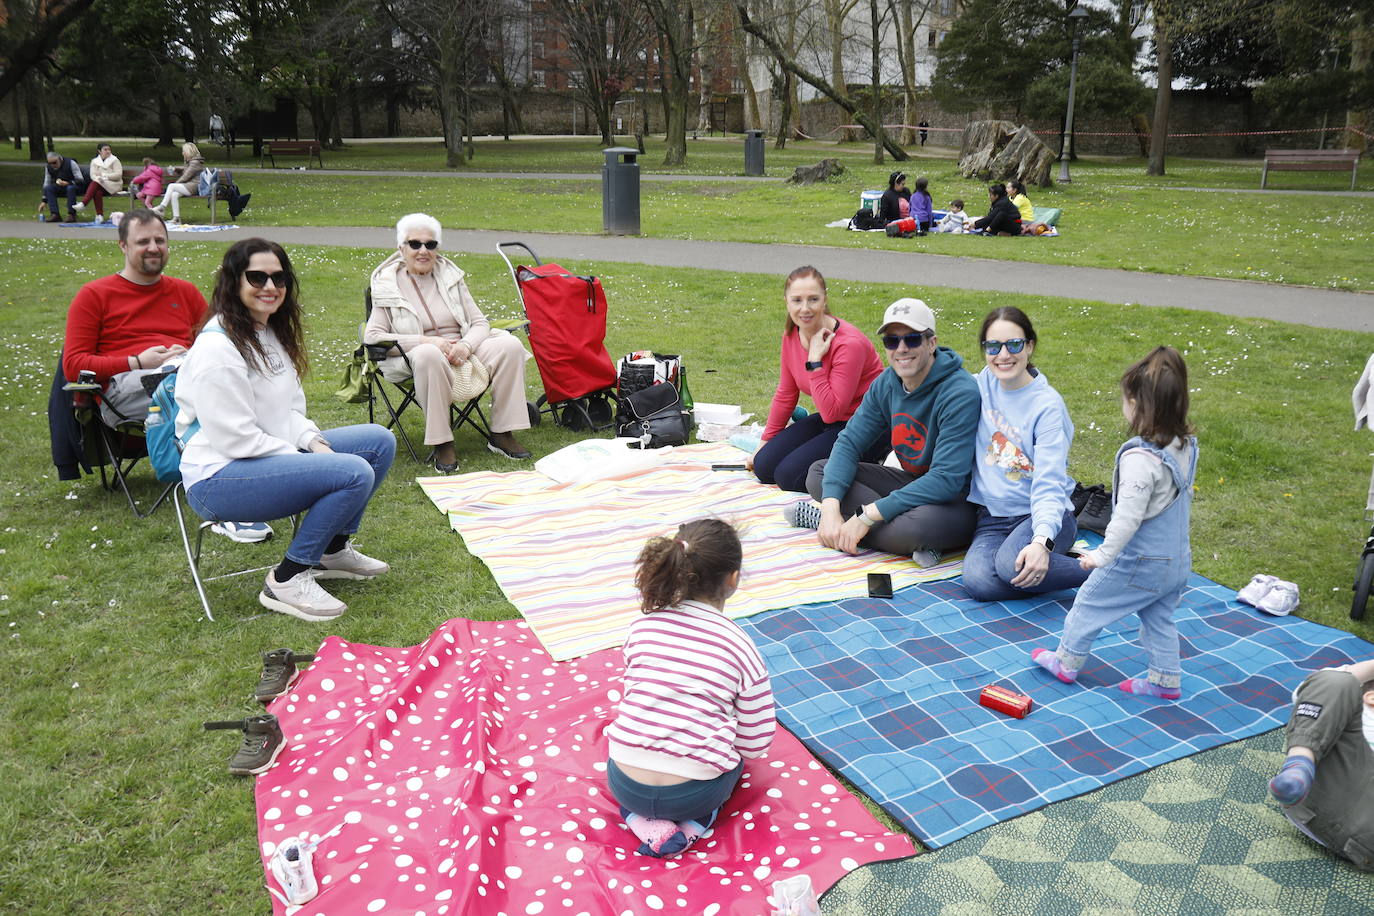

{"left": 867, "top": 573, "right": 894, "bottom": 599}
{"left": 710, "top": 464, "right": 748, "bottom": 471}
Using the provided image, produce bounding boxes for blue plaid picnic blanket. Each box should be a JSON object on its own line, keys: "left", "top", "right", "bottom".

{"left": 738, "top": 573, "right": 1374, "bottom": 849}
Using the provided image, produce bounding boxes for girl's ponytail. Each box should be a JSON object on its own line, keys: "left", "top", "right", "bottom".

{"left": 634, "top": 518, "right": 742, "bottom": 612}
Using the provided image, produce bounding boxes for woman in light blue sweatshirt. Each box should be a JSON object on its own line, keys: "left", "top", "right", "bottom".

{"left": 961, "top": 307, "right": 1089, "bottom": 601}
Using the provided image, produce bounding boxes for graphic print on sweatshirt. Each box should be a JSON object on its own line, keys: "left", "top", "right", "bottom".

{"left": 891, "top": 413, "right": 930, "bottom": 474}
{"left": 983, "top": 408, "right": 1034, "bottom": 482}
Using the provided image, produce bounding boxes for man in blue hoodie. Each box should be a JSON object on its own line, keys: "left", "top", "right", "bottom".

{"left": 787, "top": 297, "right": 980, "bottom": 562}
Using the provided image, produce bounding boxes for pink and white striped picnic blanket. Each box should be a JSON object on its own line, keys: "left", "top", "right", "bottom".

{"left": 418, "top": 442, "right": 962, "bottom": 660}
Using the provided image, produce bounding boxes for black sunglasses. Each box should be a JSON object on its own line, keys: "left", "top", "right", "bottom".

{"left": 982, "top": 338, "right": 1029, "bottom": 356}
{"left": 883, "top": 331, "right": 930, "bottom": 350}
{"left": 405, "top": 239, "right": 439, "bottom": 251}
{"left": 244, "top": 270, "right": 289, "bottom": 289}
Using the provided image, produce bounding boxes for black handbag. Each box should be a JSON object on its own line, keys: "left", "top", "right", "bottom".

{"left": 617, "top": 382, "right": 690, "bottom": 448}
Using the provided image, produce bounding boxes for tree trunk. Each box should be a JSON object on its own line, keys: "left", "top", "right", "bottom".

{"left": 440, "top": 42, "right": 463, "bottom": 167}
{"left": 351, "top": 87, "right": 363, "bottom": 138}
{"left": 1146, "top": 22, "right": 1171, "bottom": 176}
{"left": 12, "top": 89, "right": 23, "bottom": 149}
{"left": 775, "top": 71, "right": 793, "bottom": 149}
{"left": 24, "top": 78, "right": 44, "bottom": 160}
{"left": 386, "top": 91, "right": 400, "bottom": 136}
{"left": 893, "top": 0, "right": 919, "bottom": 146}
{"left": 870, "top": 0, "right": 884, "bottom": 164}
{"left": 178, "top": 109, "right": 196, "bottom": 143}
{"left": 464, "top": 89, "right": 475, "bottom": 161}
{"left": 1347, "top": 13, "right": 1370, "bottom": 152}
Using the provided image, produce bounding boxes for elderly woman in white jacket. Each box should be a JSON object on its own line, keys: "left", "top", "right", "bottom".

{"left": 365, "top": 212, "right": 532, "bottom": 472}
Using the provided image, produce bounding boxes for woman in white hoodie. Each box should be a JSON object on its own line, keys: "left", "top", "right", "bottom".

{"left": 76, "top": 142, "right": 122, "bottom": 222}
{"left": 176, "top": 238, "right": 395, "bottom": 621}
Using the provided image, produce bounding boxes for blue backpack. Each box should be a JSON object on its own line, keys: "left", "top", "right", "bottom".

{"left": 145, "top": 327, "right": 224, "bottom": 482}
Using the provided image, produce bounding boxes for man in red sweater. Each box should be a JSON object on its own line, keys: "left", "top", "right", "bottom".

{"left": 60, "top": 209, "right": 270, "bottom": 542}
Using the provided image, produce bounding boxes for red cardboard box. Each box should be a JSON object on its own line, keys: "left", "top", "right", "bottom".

{"left": 979, "top": 684, "right": 1033, "bottom": 718}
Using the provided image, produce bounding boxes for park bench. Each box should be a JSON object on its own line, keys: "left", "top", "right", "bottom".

{"left": 95, "top": 166, "right": 226, "bottom": 223}
{"left": 1260, "top": 148, "right": 1361, "bottom": 190}
{"left": 260, "top": 140, "right": 324, "bottom": 169}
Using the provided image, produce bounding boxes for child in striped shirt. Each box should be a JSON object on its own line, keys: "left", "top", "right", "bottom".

{"left": 605, "top": 518, "right": 776, "bottom": 857}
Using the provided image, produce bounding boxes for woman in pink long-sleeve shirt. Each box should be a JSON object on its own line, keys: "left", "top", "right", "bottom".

{"left": 749, "top": 266, "right": 885, "bottom": 492}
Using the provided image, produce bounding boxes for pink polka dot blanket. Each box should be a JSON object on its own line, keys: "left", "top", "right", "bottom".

{"left": 256, "top": 618, "right": 915, "bottom": 915}
{"left": 416, "top": 442, "right": 964, "bottom": 661}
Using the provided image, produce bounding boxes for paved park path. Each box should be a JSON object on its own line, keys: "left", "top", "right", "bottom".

{"left": 4, "top": 219, "right": 1370, "bottom": 333}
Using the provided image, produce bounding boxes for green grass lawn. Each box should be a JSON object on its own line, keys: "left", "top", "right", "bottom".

{"left": 5, "top": 151, "right": 1373, "bottom": 291}
{"left": 1, "top": 236, "right": 1372, "bottom": 912}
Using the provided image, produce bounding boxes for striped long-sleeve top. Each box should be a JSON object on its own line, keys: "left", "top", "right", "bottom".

{"left": 606, "top": 601, "right": 775, "bottom": 781}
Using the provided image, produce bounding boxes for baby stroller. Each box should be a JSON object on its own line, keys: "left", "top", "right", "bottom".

{"left": 497, "top": 242, "right": 617, "bottom": 431}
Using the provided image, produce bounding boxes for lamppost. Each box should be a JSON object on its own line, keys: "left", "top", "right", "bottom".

{"left": 1057, "top": 5, "right": 1090, "bottom": 184}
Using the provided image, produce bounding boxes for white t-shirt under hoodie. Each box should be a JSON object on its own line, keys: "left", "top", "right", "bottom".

{"left": 175, "top": 316, "right": 322, "bottom": 489}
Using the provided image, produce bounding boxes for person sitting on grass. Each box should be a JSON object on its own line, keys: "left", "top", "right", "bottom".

{"left": 748, "top": 266, "right": 885, "bottom": 493}
{"left": 934, "top": 199, "right": 969, "bottom": 234}
{"left": 1268, "top": 659, "right": 1374, "bottom": 871}
{"left": 783, "top": 298, "right": 980, "bottom": 564}
{"left": 879, "top": 170, "right": 911, "bottom": 223}
{"left": 605, "top": 518, "right": 775, "bottom": 857}
{"left": 972, "top": 183, "right": 1021, "bottom": 237}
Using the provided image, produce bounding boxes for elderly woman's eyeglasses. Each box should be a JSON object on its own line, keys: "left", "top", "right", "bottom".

{"left": 405, "top": 239, "right": 439, "bottom": 251}
{"left": 245, "top": 270, "right": 289, "bottom": 289}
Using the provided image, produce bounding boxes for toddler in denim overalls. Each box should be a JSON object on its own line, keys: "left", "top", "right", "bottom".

{"left": 1032, "top": 347, "right": 1197, "bottom": 700}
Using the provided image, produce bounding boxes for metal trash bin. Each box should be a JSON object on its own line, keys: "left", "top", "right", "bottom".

{"left": 744, "top": 129, "right": 765, "bottom": 176}
{"left": 601, "top": 147, "right": 640, "bottom": 235}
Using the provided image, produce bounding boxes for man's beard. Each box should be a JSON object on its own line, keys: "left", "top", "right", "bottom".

{"left": 139, "top": 253, "right": 166, "bottom": 275}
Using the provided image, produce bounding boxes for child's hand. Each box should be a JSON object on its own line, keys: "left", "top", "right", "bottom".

{"left": 1079, "top": 552, "right": 1100, "bottom": 571}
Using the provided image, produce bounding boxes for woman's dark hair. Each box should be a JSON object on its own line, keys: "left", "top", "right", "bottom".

{"left": 978, "top": 306, "right": 1038, "bottom": 370}
{"left": 1121, "top": 346, "right": 1192, "bottom": 447}
{"left": 205, "top": 238, "right": 308, "bottom": 377}
{"left": 887, "top": 171, "right": 906, "bottom": 189}
{"left": 782, "top": 265, "right": 829, "bottom": 333}
{"left": 1008, "top": 179, "right": 1026, "bottom": 195}
{"left": 98, "top": 142, "right": 112, "bottom": 153}
{"left": 988, "top": 183, "right": 1007, "bottom": 198}
{"left": 914, "top": 176, "right": 929, "bottom": 192}
{"left": 634, "top": 518, "right": 743, "bottom": 612}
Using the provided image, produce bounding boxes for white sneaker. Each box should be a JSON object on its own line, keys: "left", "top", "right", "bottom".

{"left": 211, "top": 520, "right": 273, "bottom": 543}
{"left": 259, "top": 570, "right": 345, "bottom": 620}
{"left": 314, "top": 544, "right": 389, "bottom": 580}
{"left": 1257, "top": 580, "right": 1299, "bottom": 616}
{"left": 1237, "top": 574, "right": 1278, "bottom": 607}
{"left": 73, "top": 201, "right": 85, "bottom": 212}
{"left": 269, "top": 836, "right": 319, "bottom": 906}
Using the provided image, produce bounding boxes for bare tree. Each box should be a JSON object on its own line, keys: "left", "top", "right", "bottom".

{"left": 823, "top": 0, "right": 862, "bottom": 140}
{"left": 736, "top": 0, "right": 908, "bottom": 158}
{"left": 547, "top": 0, "right": 653, "bottom": 146}
{"left": 641, "top": 0, "right": 695, "bottom": 163}
{"left": 486, "top": 0, "right": 534, "bottom": 139}
{"left": 890, "top": 0, "right": 933, "bottom": 146}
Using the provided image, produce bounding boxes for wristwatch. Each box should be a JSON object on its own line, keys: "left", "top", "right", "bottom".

{"left": 856, "top": 505, "right": 879, "bottom": 527}
{"left": 805, "top": 360, "right": 823, "bottom": 371}
{"left": 1032, "top": 534, "right": 1055, "bottom": 551}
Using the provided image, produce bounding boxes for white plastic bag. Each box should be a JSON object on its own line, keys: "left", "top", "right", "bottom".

{"left": 534, "top": 437, "right": 667, "bottom": 484}
{"left": 769, "top": 874, "right": 821, "bottom": 916}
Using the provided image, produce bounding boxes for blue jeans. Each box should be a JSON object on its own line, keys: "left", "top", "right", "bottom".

{"left": 44, "top": 182, "right": 79, "bottom": 216}
{"left": 962, "top": 507, "right": 1088, "bottom": 601}
{"left": 186, "top": 424, "right": 395, "bottom": 566}
{"left": 606, "top": 759, "right": 743, "bottom": 823}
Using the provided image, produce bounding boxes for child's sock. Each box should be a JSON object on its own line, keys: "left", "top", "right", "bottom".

{"left": 1118, "top": 677, "right": 1182, "bottom": 700}
{"left": 677, "top": 807, "right": 720, "bottom": 842}
{"left": 621, "top": 808, "right": 687, "bottom": 857}
{"left": 1269, "top": 755, "right": 1316, "bottom": 806}
{"left": 1031, "top": 648, "right": 1078, "bottom": 684}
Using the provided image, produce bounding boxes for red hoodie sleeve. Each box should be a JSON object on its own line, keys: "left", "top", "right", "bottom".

{"left": 762, "top": 333, "right": 802, "bottom": 440}
{"left": 808, "top": 324, "right": 873, "bottom": 423}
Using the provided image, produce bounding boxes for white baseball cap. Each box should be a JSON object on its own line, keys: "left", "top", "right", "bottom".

{"left": 877, "top": 298, "right": 936, "bottom": 336}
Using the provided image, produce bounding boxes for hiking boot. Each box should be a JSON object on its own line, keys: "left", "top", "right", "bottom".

{"left": 259, "top": 570, "right": 346, "bottom": 621}
{"left": 1076, "top": 485, "right": 1113, "bottom": 535}
{"left": 487, "top": 430, "right": 532, "bottom": 460}
{"left": 269, "top": 835, "right": 318, "bottom": 905}
{"left": 783, "top": 500, "right": 822, "bottom": 530}
{"left": 255, "top": 648, "right": 317, "bottom": 702}
{"left": 314, "top": 544, "right": 389, "bottom": 580}
{"left": 211, "top": 520, "right": 273, "bottom": 543}
{"left": 203, "top": 714, "right": 285, "bottom": 776}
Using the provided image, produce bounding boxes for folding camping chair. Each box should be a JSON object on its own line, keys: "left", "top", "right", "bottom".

{"left": 496, "top": 242, "right": 617, "bottom": 431}
{"left": 54, "top": 355, "right": 176, "bottom": 518}
{"left": 360, "top": 288, "right": 521, "bottom": 463}
{"left": 171, "top": 482, "right": 296, "bottom": 622}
